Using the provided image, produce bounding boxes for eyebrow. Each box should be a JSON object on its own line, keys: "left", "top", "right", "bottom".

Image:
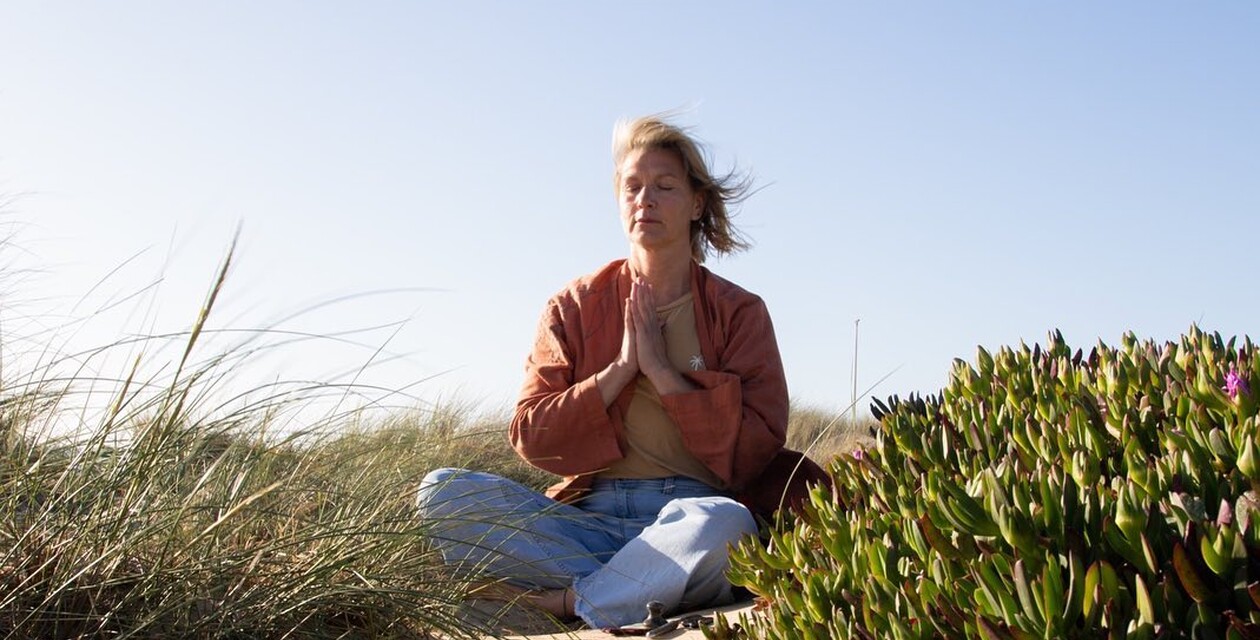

{"left": 622, "top": 169, "right": 684, "bottom": 181}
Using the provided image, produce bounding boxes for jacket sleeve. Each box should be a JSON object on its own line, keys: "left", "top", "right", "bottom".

{"left": 509, "top": 298, "right": 624, "bottom": 476}
{"left": 660, "top": 296, "right": 789, "bottom": 490}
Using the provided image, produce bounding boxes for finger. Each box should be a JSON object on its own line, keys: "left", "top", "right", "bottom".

{"left": 630, "top": 282, "right": 648, "bottom": 326}
{"left": 637, "top": 280, "right": 659, "bottom": 322}
{"left": 623, "top": 298, "right": 637, "bottom": 353}
{"left": 638, "top": 279, "right": 656, "bottom": 307}
{"left": 632, "top": 280, "right": 657, "bottom": 327}
{"left": 631, "top": 279, "right": 648, "bottom": 313}
{"left": 634, "top": 300, "right": 656, "bottom": 341}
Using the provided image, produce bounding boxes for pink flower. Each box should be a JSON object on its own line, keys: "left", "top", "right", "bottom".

{"left": 851, "top": 447, "right": 865, "bottom": 460}
{"left": 1225, "top": 366, "right": 1251, "bottom": 399}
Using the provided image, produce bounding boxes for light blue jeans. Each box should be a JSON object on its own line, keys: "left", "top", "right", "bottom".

{"left": 414, "top": 468, "right": 758, "bottom": 628}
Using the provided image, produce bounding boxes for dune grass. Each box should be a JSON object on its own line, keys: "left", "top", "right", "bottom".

{"left": 0, "top": 246, "right": 527, "bottom": 639}
{"left": 0, "top": 382, "right": 863, "bottom": 639}
{"left": 0, "top": 389, "right": 865, "bottom": 638}
{"left": 0, "top": 243, "right": 869, "bottom": 638}
{"left": 0, "top": 395, "right": 534, "bottom": 638}
{"left": 785, "top": 402, "right": 877, "bottom": 464}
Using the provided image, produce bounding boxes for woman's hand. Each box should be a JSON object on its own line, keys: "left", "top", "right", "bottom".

{"left": 630, "top": 278, "right": 669, "bottom": 377}
{"left": 631, "top": 278, "right": 695, "bottom": 396}
{"left": 596, "top": 278, "right": 696, "bottom": 405}
{"left": 619, "top": 295, "right": 639, "bottom": 373}
{"left": 595, "top": 297, "right": 640, "bottom": 406}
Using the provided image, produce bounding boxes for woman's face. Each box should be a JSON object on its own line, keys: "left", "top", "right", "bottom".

{"left": 617, "top": 147, "right": 702, "bottom": 253}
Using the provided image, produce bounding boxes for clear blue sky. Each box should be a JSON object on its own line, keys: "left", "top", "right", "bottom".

{"left": 1, "top": 3, "right": 1257, "bottom": 418}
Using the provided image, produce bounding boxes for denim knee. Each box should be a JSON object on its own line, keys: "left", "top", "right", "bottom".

{"left": 660, "top": 496, "right": 759, "bottom": 546}
{"left": 707, "top": 498, "right": 759, "bottom": 543}
{"left": 414, "top": 467, "right": 473, "bottom": 517}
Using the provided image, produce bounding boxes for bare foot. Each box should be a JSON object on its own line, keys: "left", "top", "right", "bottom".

{"left": 467, "top": 581, "right": 575, "bottom": 620}
{"left": 524, "top": 588, "right": 575, "bottom": 619}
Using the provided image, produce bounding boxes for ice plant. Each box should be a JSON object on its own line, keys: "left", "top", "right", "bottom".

{"left": 726, "top": 328, "right": 1260, "bottom": 639}
{"left": 1226, "top": 365, "right": 1251, "bottom": 399}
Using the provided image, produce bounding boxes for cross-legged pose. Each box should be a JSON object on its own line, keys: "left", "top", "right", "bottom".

{"left": 416, "top": 115, "right": 827, "bottom": 629}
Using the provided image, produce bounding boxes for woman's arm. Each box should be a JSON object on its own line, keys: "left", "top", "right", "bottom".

{"left": 509, "top": 298, "right": 629, "bottom": 477}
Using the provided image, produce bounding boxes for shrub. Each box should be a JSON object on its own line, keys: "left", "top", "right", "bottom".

{"left": 724, "top": 327, "right": 1260, "bottom": 639}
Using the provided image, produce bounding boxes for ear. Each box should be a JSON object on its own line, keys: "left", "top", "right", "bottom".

{"left": 691, "top": 194, "right": 703, "bottom": 221}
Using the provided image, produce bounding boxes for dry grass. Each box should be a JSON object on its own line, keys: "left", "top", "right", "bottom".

{"left": 0, "top": 239, "right": 874, "bottom": 638}
{"left": 0, "top": 379, "right": 871, "bottom": 638}
{"left": 0, "top": 367, "right": 867, "bottom": 639}
{"left": 0, "top": 245, "right": 561, "bottom": 639}
{"left": 785, "top": 402, "right": 878, "bottom": 465}
{"left": 0, "top": 381, "right": 522, "bottom": 639}
{"left": 358, "top": 402, "right": 555, "bottom": 493}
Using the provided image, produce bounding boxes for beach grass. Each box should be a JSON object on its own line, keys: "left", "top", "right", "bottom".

{"left": 0, "top": 246, "right": 504, "bottom": 638}
{"left": 0, "top": 245, "right": 867, "bottom": 638}
{"left": 1, "top": 390, "right": 862, "bottom": 638}
{"left": 786, "top": 402, "right": 877, "bottom": 463}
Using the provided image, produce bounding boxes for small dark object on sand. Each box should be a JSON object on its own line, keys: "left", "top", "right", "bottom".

{"left": 643, "top": 601, "right": 668, "bottom": 628}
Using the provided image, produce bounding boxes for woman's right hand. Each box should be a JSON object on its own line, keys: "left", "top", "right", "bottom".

{"left": 595, "top": 297, "right": 640, "bottom": 406}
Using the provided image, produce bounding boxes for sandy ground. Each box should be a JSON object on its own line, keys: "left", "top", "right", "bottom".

{"left": 500, "top": 600, "right": 756, "bottom": 640}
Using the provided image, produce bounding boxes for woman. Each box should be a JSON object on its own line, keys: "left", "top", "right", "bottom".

{"left": 416, "top": 115, "right": 827, "bottom": 629}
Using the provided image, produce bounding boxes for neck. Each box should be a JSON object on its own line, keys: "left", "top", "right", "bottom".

{"left": 628, "top": 246, "right": 693, "bottom": 303}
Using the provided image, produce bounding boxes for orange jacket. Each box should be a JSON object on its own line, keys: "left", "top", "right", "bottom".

{"left": 511, "top": 259, "right": 817, "bottom": 517}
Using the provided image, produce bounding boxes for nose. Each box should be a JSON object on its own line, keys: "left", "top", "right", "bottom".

{"left": 635, "top": 186, "right": 654, "bottom": 209}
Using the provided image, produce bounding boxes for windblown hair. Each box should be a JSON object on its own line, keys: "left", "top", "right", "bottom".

{"left": 612, "top": 115, "right": 753, "bottom": 262}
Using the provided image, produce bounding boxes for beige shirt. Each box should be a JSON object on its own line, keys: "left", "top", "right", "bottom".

{"left": 600, "top": 293, "right": 725, "bottom": 488}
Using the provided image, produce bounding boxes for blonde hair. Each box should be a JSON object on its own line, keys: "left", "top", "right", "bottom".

{"left": 612, "top": 115, "right": 752, "bottom": 262}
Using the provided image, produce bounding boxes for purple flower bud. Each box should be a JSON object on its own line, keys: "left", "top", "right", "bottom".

{"left": 1225, "top": 366, "right": 1251, "bottom": 399}
{"left": 851, "top": 447, "right": 865, "bottom": 460}
{"left": 1218, "top": 498, "right": 1234, "bottom": 527}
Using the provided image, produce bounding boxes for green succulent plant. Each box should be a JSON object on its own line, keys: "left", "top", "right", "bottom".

{"left": 721, "top": 327, "right": 1260, "bottom": 639}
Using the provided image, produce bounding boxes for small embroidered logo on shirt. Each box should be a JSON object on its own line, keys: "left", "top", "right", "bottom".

{"left": 689, "top": 355, "right": 705, "bottom": 371}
